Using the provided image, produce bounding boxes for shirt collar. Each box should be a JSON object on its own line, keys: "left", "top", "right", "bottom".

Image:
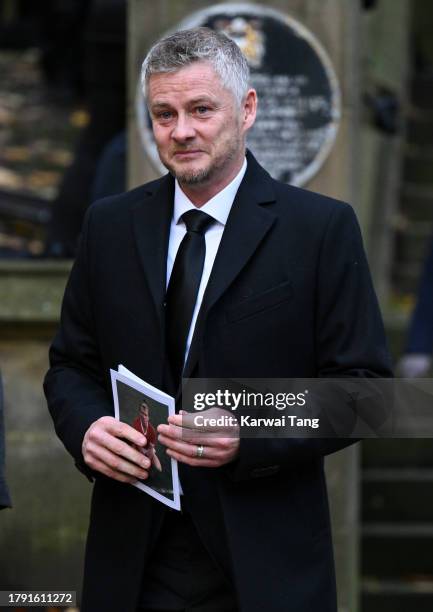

{"left": 173, "top": 157, "right": 247, "bottom": 227}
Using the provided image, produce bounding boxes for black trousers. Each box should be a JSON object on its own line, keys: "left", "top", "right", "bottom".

{"left": 138, "top": 506, "right": 238, "bottom": 612}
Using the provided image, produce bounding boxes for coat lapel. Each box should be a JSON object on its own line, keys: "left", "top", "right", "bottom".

{"left": 183, "top": 154, "right": 277, "bottom": 382}
{"left": 131, "top": 174, "right": 174, "bottom": 327}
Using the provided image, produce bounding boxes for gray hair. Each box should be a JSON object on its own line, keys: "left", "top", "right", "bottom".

{"left": 141, "top": 27, "right": 250, "bottom": 107}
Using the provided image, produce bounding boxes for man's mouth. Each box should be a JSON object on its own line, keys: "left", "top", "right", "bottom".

{"left": 173, "top": 150, "right": 203, "bottom": 158}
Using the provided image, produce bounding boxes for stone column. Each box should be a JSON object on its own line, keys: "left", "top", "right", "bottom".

{"left": 128, "top": 3, "right": 362, "bottom": 611}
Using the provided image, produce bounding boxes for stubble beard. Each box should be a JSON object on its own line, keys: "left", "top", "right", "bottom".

{"left": 160, "top": 133, "right": 243, "bottom": 188}
{"left": 174, "top": 164, "right": 211, "bottom": 185}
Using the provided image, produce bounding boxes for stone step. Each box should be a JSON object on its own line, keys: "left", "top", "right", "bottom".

{"left": 411, "top": 75, "right": 433, "bottom": 110}
{"left": 362, "top": 439, "right": 433, "bottom": 469}
{"left": 391, "top": 268, "right": 421, "bottom": 294}
{"left": 0, "top": 189, "right": 50, "bottom": 225}
{"left": 396, "top": 221, "right": 433, "bottom": 236}
{"left": 407, "top": 117, "right": 433, "bottom": 146}
{"left": 0, "top": 261, "right": 71, "bottom": 325}
{"left": 401, "top": 192, "right": 433, "bottom": 221}
{"left": 363, "top": 469, "right": 433, "bottom": 522}
{"left": 405, "top": 142, "right": 433, "bottom": 158}
{"left": 362, "top": 580, "right": 433, "bottom": 612}
{"left": 393, "top": 226, "right": 432, "bottom": 264}
{"left": 403, "top": 155, "right": 433, "bottom": 185}
{"left": 362, "top": 523, "right": 433, "bottom": 576}
{"left": 402, "top": 183, "right": 433, "bottom": 200}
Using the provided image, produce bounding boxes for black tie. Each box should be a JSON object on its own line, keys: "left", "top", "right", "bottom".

{"left": 165, "top": 209, "right": 214, "bottom": 386}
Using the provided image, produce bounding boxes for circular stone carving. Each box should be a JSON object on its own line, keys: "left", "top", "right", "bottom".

{"left": 137, "top": 3, "right": 341, "bottom": 186}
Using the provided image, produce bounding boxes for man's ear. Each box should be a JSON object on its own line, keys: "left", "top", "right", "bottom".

{"left": 242, "top": 89, "right": 258, "bottom": 131}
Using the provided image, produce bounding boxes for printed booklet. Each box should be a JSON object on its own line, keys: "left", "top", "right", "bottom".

{"left": 110, "top": 365, "right": 181, "bottom": 510}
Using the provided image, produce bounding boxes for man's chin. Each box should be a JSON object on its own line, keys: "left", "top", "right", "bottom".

{"left": 168, "top": 162, "right": 211, "bottom": 185}
{"left": 177, "top": 170, "right": 210, "bottom": 185}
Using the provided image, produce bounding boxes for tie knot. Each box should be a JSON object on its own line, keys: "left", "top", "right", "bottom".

{"left": 182, "top": 210, "right": 214, "bottom": 234}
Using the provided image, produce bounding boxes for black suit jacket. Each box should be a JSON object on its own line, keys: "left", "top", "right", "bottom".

{"left": 44, "top": 152, "right": 392, "bottom": 612}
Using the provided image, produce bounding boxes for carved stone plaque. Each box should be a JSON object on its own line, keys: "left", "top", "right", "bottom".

{"left": 137, "top": 3, "right": 341, "bottom": 186}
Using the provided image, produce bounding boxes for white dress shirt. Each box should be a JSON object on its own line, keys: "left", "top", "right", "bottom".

{"left": 167, "top": 157, "right": 247, "bottom": 366}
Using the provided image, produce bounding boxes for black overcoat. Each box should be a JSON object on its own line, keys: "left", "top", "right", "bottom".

{"left": 44, "top": 153, "right": 392, "bottom": 611}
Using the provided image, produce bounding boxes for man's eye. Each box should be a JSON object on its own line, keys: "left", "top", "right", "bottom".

{"left": 157, "top": 111, "right": 172, "bottom": 120}
{"left": 196, "top": 106, "right": 210, "bottom": 115}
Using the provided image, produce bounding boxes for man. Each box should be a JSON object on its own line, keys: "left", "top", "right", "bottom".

{"left": 0, "top": 373, "right": 12, "bottom": 510}
{"left": 44, "top": 27, "right": 392, "bottom": 612}
{"left": 132, "top": 401, "right": 162, "bottom": 473}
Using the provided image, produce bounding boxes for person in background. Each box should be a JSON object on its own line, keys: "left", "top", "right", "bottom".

{"left": 398, "top": 238, "right": 433, "bottom": 377}
{"left": 43, "top": 0, "right": 126, "bottom": 257}
{"left": 0, "top": 373, "right": 12, "bottom": 510}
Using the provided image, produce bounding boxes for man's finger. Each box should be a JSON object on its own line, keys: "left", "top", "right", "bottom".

{"left": 158, "top": 423, "right": 238, "bottom": 447}
{"left": 88, "top": 445, "right": 150, "bottom": 480}
{"left": 158, "top": 423, "right": 215, "bottom": 444}
{"left": 89, "top": 458, "right": 139, "bottom": 484}
{"left": 157, "top": 422, "right": 185, "bottom": 440}
{"left": 158, "top": 434, "right": 204, "bottom": 458}
{"left": 167, "top": 413, "right": 201, "bottom": 429}
{"left": 99, "top": 432, "right": 150, "bottom": 468}
{"left": 103, "top": 417, "right": 147, "bottom": 447}
{"left": 167, "top": 412, "right": 239, "bottom": 435}
{"left": 88, "top": 437, "right": 150, "bottom": 473}
{"left": 165, "top": 448, "right": 220, "bottom": 468}
{"left": 158, "top": 433, "right": 235, "bottom": 460}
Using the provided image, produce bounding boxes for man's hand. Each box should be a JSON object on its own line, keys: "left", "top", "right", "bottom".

{"left": 82, "top": 416, "right": 151, "bottom": 483}
{"left": 157, "top": 408, "right": 240, "bottom": 468}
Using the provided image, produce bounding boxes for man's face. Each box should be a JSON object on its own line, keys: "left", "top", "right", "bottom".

{"left": 147, "top": 61, "right": 256, "bottom": 195}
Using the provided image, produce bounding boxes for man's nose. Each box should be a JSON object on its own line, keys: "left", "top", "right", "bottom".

{"left": 171, "top": 114, "right": 196, "bottom": 141}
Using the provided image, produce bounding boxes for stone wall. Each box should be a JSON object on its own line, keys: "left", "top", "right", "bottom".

{"left": 0, "top": 262, "right": 90, "bottom": 598}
